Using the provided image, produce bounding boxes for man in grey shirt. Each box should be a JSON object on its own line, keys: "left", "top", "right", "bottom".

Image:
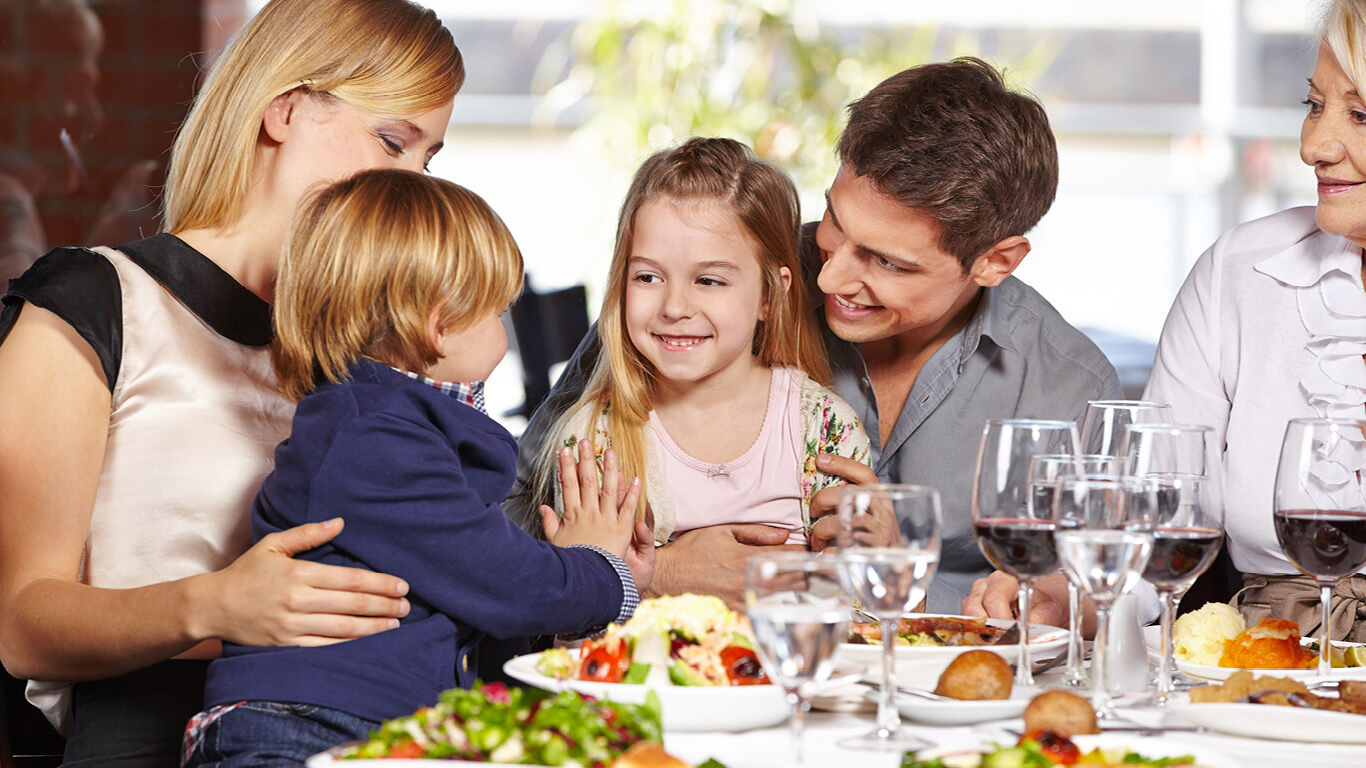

{"left": 505, "top": 57, "right": 1120, "bottom": 612}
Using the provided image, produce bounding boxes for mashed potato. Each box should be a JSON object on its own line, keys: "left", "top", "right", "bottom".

{"left": 1173, "top": 602, "right": 1246, "bottom": 666}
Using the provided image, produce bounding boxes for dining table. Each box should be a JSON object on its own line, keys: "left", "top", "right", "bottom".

{"left": 659, "top": 678, "right": 1366, "bottom": 768}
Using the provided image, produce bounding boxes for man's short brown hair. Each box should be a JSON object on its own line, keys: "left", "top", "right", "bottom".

{"left": 836, "top": 57, "right": 1058, "bottom": 271}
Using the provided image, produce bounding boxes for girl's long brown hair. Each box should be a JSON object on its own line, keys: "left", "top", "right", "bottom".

{"left": 535, "top": 137, "right": 828, "bottom": 522}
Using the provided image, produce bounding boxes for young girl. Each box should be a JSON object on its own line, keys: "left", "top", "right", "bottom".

{"left": 535, "top": 137, "right": 870, "bottom": 546}
{"left": 184, "top": 169, "right": 652, "bottom": 768}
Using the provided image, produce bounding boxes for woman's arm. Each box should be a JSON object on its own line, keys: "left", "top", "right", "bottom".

{"left": 0, "top": 306, "right": 408, "bottom": 682}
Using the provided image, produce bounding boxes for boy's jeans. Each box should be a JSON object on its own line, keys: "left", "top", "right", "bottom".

{"left": 183, "top": 701, "right": 377, "bottom": 768}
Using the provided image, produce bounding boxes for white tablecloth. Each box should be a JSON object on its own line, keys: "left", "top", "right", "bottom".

{"left": 662, "top": 700, "right": 1366, "bottom": 768}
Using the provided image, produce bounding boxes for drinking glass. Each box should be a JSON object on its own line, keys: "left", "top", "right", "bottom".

{"left": 972, "top": 419, "right": 1080, "bottom": 689}
{"left": 1053, "top": 474, "right": 1156, "bottom": 718}
{"left": 835, "top": 484, "right": 941, "bottom": 751}
{"left": 1140, "top": 474, "right": 1223, "bottom": 705}
{"left": 1080, "top": 400, "right": 1172, "bottom": 457}
{"left": 1273, "top": 417, "right": 1366, "bottom": 677}
{"left": 1028, "top": 454, "right": 1117, "bottom": 688}
{"left": 745, "top": 552, "right": 851, "bottom": 767}
{"left": 1119, "top": 423, "right": 1209, "bottom": 478}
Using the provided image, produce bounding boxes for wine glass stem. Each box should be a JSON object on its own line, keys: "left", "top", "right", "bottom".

{"left": 1319, "top": 581, "right": 1334, "bottom": 677}
{"left": 877, "top": 618, "right": 901, "bottom": 735}
{"left": 1092, "top": 602, "right": 1114, "bottom": 718}
{"left": 786, "top": 690, "right": 808, "bottom": 767}
{"left": 1064, "top": 582, "right": 1086, "bottom": 686}
{"left": 1157, "top": 590, "right": 1177, "bottom": 702}
{"left": 1016, "top": 581, "right": 1034, "bottom": 687}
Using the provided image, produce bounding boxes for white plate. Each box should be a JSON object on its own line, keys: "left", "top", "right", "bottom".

{"left": 1171, "top": 701, "right": 1366, "bottom": 744}
{"left": 837, "top": 613, "right": 1068, "bottom": 687}
{"left": 891, "top": 689, "right": 1028, "bottom": 725}
{"left": 503, "top": 650, "right": 863, "bottom": 732}
{"left": 1142, "top": 625, "right": 1366, "bottom": 682}
{"left": 906, "top": 733, "right": 1234, "bottom": 768}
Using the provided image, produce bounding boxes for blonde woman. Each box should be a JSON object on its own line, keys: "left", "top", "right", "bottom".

{"left": 532, "top": 138, "right": 871, "bottom": 559}
{"left": 0, "top": 1, "right": 462, "bottom": 764}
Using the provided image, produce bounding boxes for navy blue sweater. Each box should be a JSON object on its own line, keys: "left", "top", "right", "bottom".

{"left": 203, "top": 359, "right": 623, "bottom": 722}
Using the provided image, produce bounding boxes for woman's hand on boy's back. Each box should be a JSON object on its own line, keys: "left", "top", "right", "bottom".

{"left": 806, "top": 453, "right": 881, "bottom": 551}
{"left": 189, "top": 518, "right": 411, "bottom": 647}
{"left": 540, "top": 442, "right": 642, "bottom": 560}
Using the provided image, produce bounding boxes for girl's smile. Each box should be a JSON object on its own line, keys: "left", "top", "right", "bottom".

{"left": 624, "top": 196, "right": 783, "bottom": 396}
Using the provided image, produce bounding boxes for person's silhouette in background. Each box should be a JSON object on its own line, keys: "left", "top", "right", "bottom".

{"left": 0, "top": 0, "right": 160, "bottom": 283}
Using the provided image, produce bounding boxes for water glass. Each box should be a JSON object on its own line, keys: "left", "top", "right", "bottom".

{"left": 1028, "top": 454, "right": 1117, "bottom": 688}
{"left": 1080, "top": 400, "right": 1172, "bottom": 457}
{"left": 746, "top": 552, "right": 851, "bottom": 767}
{"left": 835, "top": 484, "right": 941, "bottom": 752}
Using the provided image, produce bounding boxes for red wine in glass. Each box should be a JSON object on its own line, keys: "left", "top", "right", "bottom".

{"left": 973, "top": 518, "right": 1059, "bottom": 580}
{"left": 1274, "top": 510, "right": 1366, "bottom": 578}
{"left": 1143, "top": 527, "right": 1222, "bottom": 589}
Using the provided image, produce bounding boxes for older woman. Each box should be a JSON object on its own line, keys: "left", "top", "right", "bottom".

{"left": 0, "top": 1, "right": 463, "bottom": 764}
{"left": 966, "top": 0, "right": 1366, "bottom": 643}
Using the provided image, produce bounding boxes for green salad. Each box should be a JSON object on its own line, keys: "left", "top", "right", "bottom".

{"left": 900, "top": 732, "right": 1197, "bottom": 768}
{"left": 340, "top": 682, "right": 662, "bottom": 766}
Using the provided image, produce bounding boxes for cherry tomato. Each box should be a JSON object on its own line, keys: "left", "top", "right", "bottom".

{"left": 720, "top": 646, "right": 768, "bottom": 686}
{"left": 1020, "top": 729, "right": 1080, "bottom": 765}
{"left": 579, "top": 640, "right": 629, "bottom": 683}
{"left": 386, "top": 739, "right": 425, "bottom": 759}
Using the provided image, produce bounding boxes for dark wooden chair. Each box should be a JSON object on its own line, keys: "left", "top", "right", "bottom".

{"left": 1, "top": 672, "right": 63, "bottom": 768}
{"left": 507, "top": 280, "right": 590, "bottom": 419}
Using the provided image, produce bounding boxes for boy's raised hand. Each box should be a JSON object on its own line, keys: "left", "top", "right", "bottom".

{"left": 539, "top": 441, "right": 643, "bottom": 565}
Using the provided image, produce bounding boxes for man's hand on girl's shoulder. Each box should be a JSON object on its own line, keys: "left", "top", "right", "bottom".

{"left": 807, "top": 453, "right": 881, "bottom": 550}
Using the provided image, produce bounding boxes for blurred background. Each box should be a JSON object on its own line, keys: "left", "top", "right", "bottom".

{"left": 2, "top": 0, "right": 1322, "bottom": 434}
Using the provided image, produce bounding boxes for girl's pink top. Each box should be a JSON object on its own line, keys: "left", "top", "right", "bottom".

{"left": 648, "top": 366, "right": 806, "bottom": 544}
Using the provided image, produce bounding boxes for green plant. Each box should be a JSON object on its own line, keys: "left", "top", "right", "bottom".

{"left": 537, "top": 0, "right": 1057, "bottom": 195}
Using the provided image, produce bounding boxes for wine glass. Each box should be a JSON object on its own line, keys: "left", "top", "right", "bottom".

{"left": 1028, "top": 454, "right": 1117, "bottom": 689}
{"left": 745, "top": 552, "right": 851, "bottom": 768}
{"left": 1139, "top": 474, "right": 1223, "bottom": 705}
{"left": 835, "top": 484, "right": 941, "bottom": 752}
{"left": 1119, "top": 422, "right": 1210, "bottom": 478}
{"left": 972, "top": 419, "right": 1081, "bottom": 689}
{"left": 1080, "top": 400, "right": 1172, "bottom": 457}
{"left": 1054, "top": 475, "right": 1155, "bottom": 719}
{"left": 1273, "top": 417, "right": 1366, "bottom": 677}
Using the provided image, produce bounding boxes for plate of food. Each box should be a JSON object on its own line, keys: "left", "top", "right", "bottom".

{"left": 836, "top": 613, "right": 1068, "bottom": 685}
{"left": 1172, "top": 671, "right": 1366, "bottom": 744}
{"left": 504, "top": 594, "right": 862, "bottom": 732}
{"left": 892, "top": 649, "right": 1030, "bottom": 725}
{"left": 305, "top": 681, "right": 666, "bottom": 766}
{"left": 1151, "top": 603, "right": 1366, "bottom": 682}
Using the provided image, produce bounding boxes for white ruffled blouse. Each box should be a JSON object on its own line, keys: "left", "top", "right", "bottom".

{"left": 1145, "top": 206, "right": 1366, "bottom": 575}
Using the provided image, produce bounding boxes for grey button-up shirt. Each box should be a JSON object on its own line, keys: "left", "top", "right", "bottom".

{"left": 799, "top": 228, "right": 1123, "bottom": 611}
{"left": 506, "top": 224, "right": 1122, "bottom": 613}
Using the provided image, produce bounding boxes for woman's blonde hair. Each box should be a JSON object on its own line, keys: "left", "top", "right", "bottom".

{"left": 1324, "top": 1, "right": 1366, "bottom": 92}
{"left": 163, "top": 0, "right": 463, "bottom": 233}
{"left": 536, "top": 137, "right": 828, "bottom": 520}
{"left": 272, "top": 169, "right": 523, "bottom": 401}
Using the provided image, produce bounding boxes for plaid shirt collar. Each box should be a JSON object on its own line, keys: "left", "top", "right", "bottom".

{"left": 389, "top": 367, "right": 486, "bottom": 414}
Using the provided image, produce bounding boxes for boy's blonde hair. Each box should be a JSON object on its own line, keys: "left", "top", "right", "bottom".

{"left": 163, "top": 0, "right": 463, "bottom": 233}
{"left": 272, "top": 169, "right": 523, "bottom": 400}
{"left": 537, "top": 137, "right": 828, "bottom": 521}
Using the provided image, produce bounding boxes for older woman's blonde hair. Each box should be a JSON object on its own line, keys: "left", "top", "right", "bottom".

{"left": 1324, "top": 0, "right": 1366, "bottom": 91}
{"left": 272, "top": 169, "right": 522, "bottom": 401}
{"left": 534, "top": 137, "right": 828, "bottom": 522}
{"left": 163, "top": 0, "right": 463, "bottom": 233}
